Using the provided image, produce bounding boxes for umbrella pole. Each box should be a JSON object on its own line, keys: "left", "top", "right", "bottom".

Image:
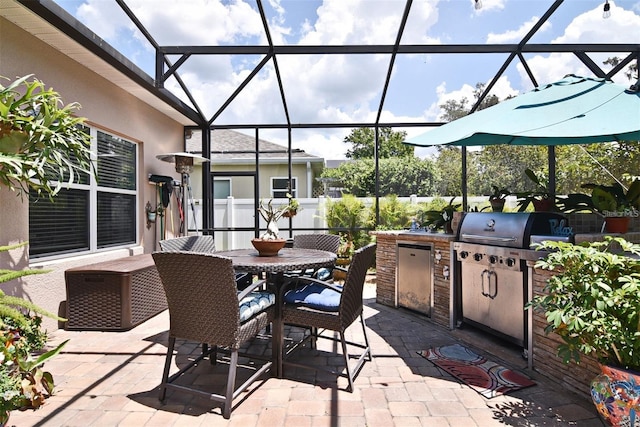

{"left": 462, "top": 147, "right": 468, "bottom": 211}
{"left": 548, "top": 146, "right": 556, "bottom": 200}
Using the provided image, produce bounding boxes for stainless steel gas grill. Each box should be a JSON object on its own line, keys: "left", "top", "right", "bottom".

{"left": 452, "top": 212, "right": 572, "bottom": 352}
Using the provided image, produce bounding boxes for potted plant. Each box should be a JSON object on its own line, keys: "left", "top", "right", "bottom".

{"left": 1, "top": 74, "right": 93, "bottom": 197}
{"left": 488, "top": 185, "right": 510, "bottom": 212}
{"left": 253, "top": 196, "right": 298, "bottom": 256}
{"left": 528, "top": 237, "right": 640, "bottom": 426}
{"left": 281, "top": 193, "right": 300, "bottom": 218}
{"left": 418, "top": 197, "right": 461, "bottom": 234}
{"left": 1, "top": 243, "right": 68, "bottom": 425}
{"left": 556, "top": 179, "right": 640, "bottom": 233}
{"left": 1, "top": 75, "right": 92, "bottom": 423}
{"left": 515, "top": 168, "right": 554, "bottom": 212}
{"left": 333, "top": 236, "right": 355, "bottom": 281}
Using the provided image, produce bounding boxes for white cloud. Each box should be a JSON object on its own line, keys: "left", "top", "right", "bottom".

{"left": 423, "top": 76, "right": 519, "bottom": 122}
{"left": 473, "top": 0, "right": 506, "bottom": 15}
{"left": 516, "top": 1, "right": 640, "bottom": 89}
{"left": 68, "top": 0, "right": 638, "bottom": 161}
{"left": 76, "top": 0, "right": 132, "bottom": 40}
{"left": 486, "top": 16, "right": 551, "bottom": 44}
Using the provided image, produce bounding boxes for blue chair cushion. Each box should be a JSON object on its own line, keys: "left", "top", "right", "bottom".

{"left": 313, "top": 267, "right": 332, "bottom": 281}
{"left": 284, "top": 283, "right": 342, "bottom": 312}
{"left": 238, "top": 291, "right": 275, "bottom": 322}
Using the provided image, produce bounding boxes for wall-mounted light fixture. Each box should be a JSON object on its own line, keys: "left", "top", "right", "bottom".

{"left": 603, "top": 0, "right": 611, "bottom": 18}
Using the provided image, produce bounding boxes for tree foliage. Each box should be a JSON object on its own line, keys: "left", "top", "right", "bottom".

{"left": 322, "top": 157, "right": 439, "bottom": 197}
{"left": 365, "top": 195, "right": 413, "bottom": 231}
{"left": 344, "top": 127, "right": 413, "bottom": 159}
{"left": 435, "top": 81, "right": 638, "bottom": 198}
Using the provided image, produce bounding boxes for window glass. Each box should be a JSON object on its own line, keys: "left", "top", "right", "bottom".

{"left": 29, "top": 189, "right": 89, "bottom": 256}
{"left": 272, "top": 177, "right": 296, "bottom": 198}
{"left": 213, "top": 179, "right": 231, "bottom": 199}
{"left": 29, "top": 128, "right": 138, "bottom": 258}
{"left": 97, "top": 192, "right": 136, "bottom": 247}
{"left": 97, "top": 131, "right": 137, "bottom": 190}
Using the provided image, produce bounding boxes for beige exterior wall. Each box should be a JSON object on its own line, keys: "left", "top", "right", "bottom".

{"left": 0, "top": 18, "right": 185, "bottom": 329}
{"left": 191, "top": 161, "right": 320, "bottom": 200}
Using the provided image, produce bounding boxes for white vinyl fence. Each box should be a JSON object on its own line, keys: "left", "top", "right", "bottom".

{"left": 189, "top": 195, "right": 517, "bottom": 250}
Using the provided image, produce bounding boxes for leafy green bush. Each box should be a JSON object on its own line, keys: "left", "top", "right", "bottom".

{"left": 528, "top": 237, "right": 640, "bottom": 369}
{"left": 368, "top": 195, "right": 412, "bottom": 231}
{"left": 325, "top": 195, "right": 371, "bottom": 254}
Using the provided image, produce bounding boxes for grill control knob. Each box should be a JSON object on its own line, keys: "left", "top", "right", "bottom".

{"left": 506, "top": 258, "right": 517, "bottom": 267}
{"left": 473, "top": 253, "right": 483, "bottom": 262}
{"left": 489, "top": 255, "right": 498, "bottom": 264}
{"left": 459, "top": 251, "right": 469, "bottom": 259}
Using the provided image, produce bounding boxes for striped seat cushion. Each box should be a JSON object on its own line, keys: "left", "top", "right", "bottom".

{"left": 239, "top": 291, "right": 275, "bottom": 322}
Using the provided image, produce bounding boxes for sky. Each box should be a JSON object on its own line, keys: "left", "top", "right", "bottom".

{"left": 55, "top": 0, "right": 640, "bottom": 160}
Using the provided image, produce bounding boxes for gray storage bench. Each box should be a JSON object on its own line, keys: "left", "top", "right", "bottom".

{"left": 64, "top": 254, "right": 167, "bottom": 330}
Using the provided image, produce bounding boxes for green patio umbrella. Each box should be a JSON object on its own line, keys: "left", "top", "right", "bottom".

{"left": 406, "top": 74, "right": 640, "bottom": 147}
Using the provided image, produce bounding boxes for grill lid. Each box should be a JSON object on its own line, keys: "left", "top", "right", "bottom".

{"left": 458, "top": 212, "right": 570, "bottom": 248}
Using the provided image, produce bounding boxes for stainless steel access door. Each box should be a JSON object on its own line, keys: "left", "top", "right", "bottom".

{"left": 460, "top": 263, "right": 525, "bottom": 344}
{"left": 396, "top": 242, "right": 433, "bottom": 316}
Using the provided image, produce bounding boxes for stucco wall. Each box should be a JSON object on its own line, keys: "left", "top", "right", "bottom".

{"left": 191, "top": 162, "right": 317, "bottom": 200}
{"left": 0, "top": 17, "right": 186, "bottom": 330}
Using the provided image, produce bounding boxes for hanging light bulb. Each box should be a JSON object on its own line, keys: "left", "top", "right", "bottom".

{"left": 603, "top": 0, "right": 611, "bottom": 18}
{"left": 475, "top": 0, "right": 482, "bottom": 10}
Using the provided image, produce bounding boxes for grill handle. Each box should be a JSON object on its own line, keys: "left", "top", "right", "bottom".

{"left": 461, "top": 234, "right": 517, "bottom": 244}
{"left": 481, "top": 269, "right": 498, "bottom": 299}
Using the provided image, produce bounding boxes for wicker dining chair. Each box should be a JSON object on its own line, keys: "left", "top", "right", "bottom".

{"left": 281, "top": 243, "right": 376, "bottom": 392}
{"left": 291, "top": 233, "right": 341, "bottom": 279}
{"left": 152, "top": 251, "right": 275, "bottom": 419}
{"left": 158, "top": 235, "right": 216, "bottom": 252}
{"left": 293, "top": 233, "right": 341, "bottom": 253}
{"left": 159, "top": 235, "right": 252, "bottom": 288}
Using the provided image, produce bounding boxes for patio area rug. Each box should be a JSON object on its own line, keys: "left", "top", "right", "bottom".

{"left": 418, "top": 343, "right": 536, "bottom": 398}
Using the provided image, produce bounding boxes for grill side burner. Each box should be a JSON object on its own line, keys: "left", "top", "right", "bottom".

{"left": 452, "top": 212, "right": 571, "bottom": 351}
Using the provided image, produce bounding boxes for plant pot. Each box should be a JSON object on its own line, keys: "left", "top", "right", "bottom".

{"left": 251, "top": 238, "right": 286, "bottom": 256}
{"left": 532, "top": 198, "right": 554, "bottom": 212}
{"left": 333, "top": 257, "right": 350, "bottom": 280}
{"left": 444, "top": 221, "right": 454, "bottom": 234}
{"left": 490, "top": 199, "right": 505, "bottom": 212}
{"left": 282, "top": 209, "right": 296, "bottom": 218}
{"left": 591, "top": 364, "right": 640, "bottom": 426}
{"left": 604, "top": 216, "right": 630, "bottom": 234}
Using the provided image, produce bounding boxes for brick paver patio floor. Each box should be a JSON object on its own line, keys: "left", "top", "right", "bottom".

{"left": 10, "top": 282, "right": 604, "bottom": 426}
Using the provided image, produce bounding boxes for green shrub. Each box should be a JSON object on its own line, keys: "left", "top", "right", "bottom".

{"left": 325, "top": 195, "right": 371, "bottom": 254}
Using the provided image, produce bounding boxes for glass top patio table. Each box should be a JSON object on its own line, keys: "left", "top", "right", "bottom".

{"left": 214, "top": 248, "right": 337, "bottom": 377}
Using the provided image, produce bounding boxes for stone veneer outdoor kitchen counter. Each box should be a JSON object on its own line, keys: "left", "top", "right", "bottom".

{"left": 371, "top": 230, "right": 455, "bottom": 328}
{"left": 372, "top": 227, "right": 640, "bottom": 397}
